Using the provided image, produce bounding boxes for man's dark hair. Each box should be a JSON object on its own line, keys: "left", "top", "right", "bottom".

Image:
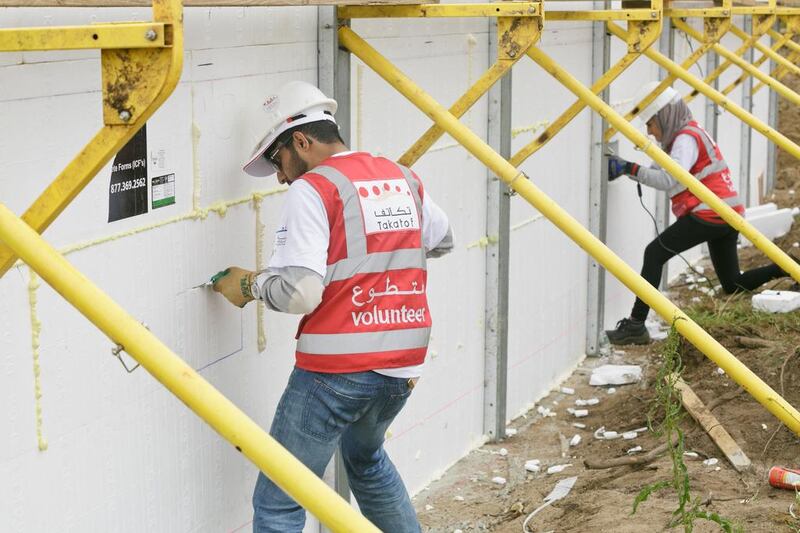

{"left": 280, "top": 120, "right": 344, "bottom": 152}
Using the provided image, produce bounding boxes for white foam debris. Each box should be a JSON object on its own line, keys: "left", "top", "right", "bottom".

{"left": 560, "top": 387, "right": 575, "bottom": 395}
{"left": 790, "top": 190, "right": 796, "bottom": 195}
{"left": 572, "top": 423, "right": 587, "bottom": 429}
{"left": 695, "top": 265, "right": 705, "bottom": 274}
{"left": 752, "top": 290, "right": 800, "bottom": 313}
{"left": 575, "top": 398, "right": 600, "bottom": 406}
{"left": 491, "top": 476, "right": 507, "bottom": 485}
{"left": 537, "top": 405, "right": 556, "bottom": 417}
{"left": 716, "top": 367, "right": 726, "bottom": 376}
{"left": 793, "top": 242, "right": 800, "bottom": 248}
{"left": 569, "top": 434, "right": 581, "bottom": 447}
{"left": 602, "top": 431, "right": 619, "bottom": 440}
{"left": 590, "top": 364, "right": 642, "bottom": 386}
{"left": 762, "top": 423, "right": 768, "bottom": 430}
{"left": 703, "top": 458, "right": 719, "bottom": 466}
{"left": 571, "top": 409, "right": 588, "bottom": 418}
{"left": 626, "top": 446, "right": 643, "bottom": 455}
{"left": 634, "top": 427, "right": 649, "bottom": 433}
{"left": 607, "top": 388, "right": 617, "bottom": 394}
{"left": 425, "top": 504, "right": 434, "bottom": 511}
{"left": 524, "top": 459, "right": 541, "bottom": 473}
{"left": 499, "top": 448, "right": 508, "bottom": 457}
{"left": 622, "top": 431, "right": 638, "bottom": 440}
{"left": 683, "top": 451, "right": 699, "bottom": 459}
{"left": 505, "top": 428, "right": 518, "bottom": 437}
{"left": 454, "top": 495, "right": 465, "bottom": 502}
{"left": 691, "top": 296, "right": 702, "bottom": 303}
{"left": 715, "top": 467, "right": 721, "bottom": 471}
{"left": 546, "top": 464, "right": 572, "bottom": 474}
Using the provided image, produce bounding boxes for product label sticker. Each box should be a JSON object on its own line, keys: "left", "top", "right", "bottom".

{"left": 151, "top": 173, "right": 176, "bottom": 209}
{"left": 108, "top": 126, "right": 148, "bottom": 222}
{"left": 356, "top": 178, "right": 420, "bottom": 235}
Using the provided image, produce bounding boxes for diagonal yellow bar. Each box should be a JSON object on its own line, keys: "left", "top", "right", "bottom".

{"left": 720, "top": 30, "right": 793, "bottom": 97}
{"left": 339, "top": 3, "right": 540, "bottom": 19}
{"left": 0, "top": 23, "right": 167, "bottom": 51}
{"left": 754, "top": 47, "right": 800, "bottom": 94}
{"left": 0, "top": 204, "right": 379, "bottom": 533}
{"left": 337, "top": 25, "right": 800, "bottom": 436}
{"left": 673, "top": 17, "right": 800, "bottom": 106}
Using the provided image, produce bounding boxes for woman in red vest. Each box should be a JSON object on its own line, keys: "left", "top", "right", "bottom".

{"left": 605, "top": 81, "right": 797, "bottom": 345}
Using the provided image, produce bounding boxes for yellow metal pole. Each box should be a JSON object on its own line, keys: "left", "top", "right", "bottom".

{"left": 754, "top": 47, "right": 800, "bottom": 94}
{"left": 0, "top": 204, "right": 379, "bottom": 533}
{"left": 0, "top": 0, "right": 184, "bottom": 278}
{"left": 720, "top": 29, "right": 794, "bottom": 96}
{"left": 337, "top": 26, "right": 800, "bottom": 435}
{"left": 608, "top": 21, "right": 800, "bottom": 163}
{"left": 673, "top": 18, "right": 800, "bottom": 106}
{"left": 510, "top": 52, "right": 640, "bottom": 166}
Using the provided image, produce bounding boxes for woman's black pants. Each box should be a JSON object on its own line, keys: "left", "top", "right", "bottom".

{"left": 630, "top": 214, "right": 786, "bottom": 321}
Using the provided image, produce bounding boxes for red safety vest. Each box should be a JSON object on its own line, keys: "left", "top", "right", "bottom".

{"left": 293, "top": 152, "right": 431, "bottom": 373}
{"left": 668, "top": 121, "right": 744, "bottom": 223}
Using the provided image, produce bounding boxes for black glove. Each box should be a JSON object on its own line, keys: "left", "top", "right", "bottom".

{"left": 607, "top": 156, "right": 639, "bottom": 181}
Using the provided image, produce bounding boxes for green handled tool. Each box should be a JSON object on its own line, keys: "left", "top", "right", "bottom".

{"left": 192, "top": 268, "right": 230, "bottom": 289}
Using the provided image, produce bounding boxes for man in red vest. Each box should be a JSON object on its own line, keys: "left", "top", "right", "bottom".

{"left": 605, "top": 81, "right": 796, "bottom": 345}
{"left": 214, "top": 81, "right": 453, "bottom": 532}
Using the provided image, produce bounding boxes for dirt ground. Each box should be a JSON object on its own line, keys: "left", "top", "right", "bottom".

{"left": 414, "top": 77, "right": 800, "bottom": 532}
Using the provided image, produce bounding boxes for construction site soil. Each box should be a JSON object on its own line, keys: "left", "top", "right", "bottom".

{"left": 415, "top": 76, "right": 800, "bottom": 532}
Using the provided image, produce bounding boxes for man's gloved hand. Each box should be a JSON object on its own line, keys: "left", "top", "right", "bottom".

{"left": 607, "top": 156, "right": 639, "bottom": 181}
{"left": 212, "top": 266, "right": 257, "bottom": 308}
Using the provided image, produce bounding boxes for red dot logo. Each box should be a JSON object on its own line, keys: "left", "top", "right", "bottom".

{"left": 372, "top": 186, "right": 381, "bottom": 196}
{"left": 395, "top": 186, "right": 401, "bottom": 192}
{"left": 383, "top": 183, "right": 390, "bottom": 191}
{"left": 358, "top": 187, "right": 368, "bottom": 198}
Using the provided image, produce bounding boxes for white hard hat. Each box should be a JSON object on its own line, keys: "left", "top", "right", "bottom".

{"left": 243, "top": 81, "right": 338, "bottom": 177}
{"left": 632, "top": 81, "right": 679, "bottom": 125}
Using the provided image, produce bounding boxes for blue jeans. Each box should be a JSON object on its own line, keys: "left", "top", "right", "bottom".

{"left": 252, "top": 367, "right": 421, "bottom": 533}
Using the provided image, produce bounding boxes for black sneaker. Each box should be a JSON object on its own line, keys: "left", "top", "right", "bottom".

{"left": 605, "top": 318, "right": 650, "bottom": 345}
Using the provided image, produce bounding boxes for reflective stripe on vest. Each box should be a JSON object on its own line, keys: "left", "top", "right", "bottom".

{"left": 311, "top": 165, "right": 368, "bottom": 258}
{"left": 297, "top": 327, "right": 431, "bottom": 355}
{"left": 324, "top": 248, "right": 427, "bottom": 285}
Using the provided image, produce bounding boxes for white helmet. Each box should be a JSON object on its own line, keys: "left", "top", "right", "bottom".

{"left": 632, "top": 81, "right": 679, "bottom": 125}
{"left": 243, "top": 81, "right": 338, "bottom": 177}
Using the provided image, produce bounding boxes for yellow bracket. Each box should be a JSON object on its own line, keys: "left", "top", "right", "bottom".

{"left": 673, "top": 16, "right": 800, "bottom": 107}
{"left": 0, "top": 0, "right": 182, "bottom": 277}
{"left": 0, "top": 23, "right": 167, "bottom": 51}
{"left": 399, "top": 16, "right": 541, "bottom": 167}
{"left": 511, "top": 18, "right": 663, "bottom": 166}
{"left": 336, "top": 24, "right": 800, "bottom": 436}
{"left": 545, "top": 9, "right": 659, "bottom": 21}
{"left": 604, "top": 16, "right": 730, "bottom": 142}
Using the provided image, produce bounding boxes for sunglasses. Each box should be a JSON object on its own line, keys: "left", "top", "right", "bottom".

{"left": 266, "top": 137, "right": 287, "bottom": 171}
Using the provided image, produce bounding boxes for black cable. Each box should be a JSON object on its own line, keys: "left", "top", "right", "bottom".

{"left": 635, "top": 182, "right": 717, "bottom": 293}
{"left": 681, "top": 31, "right": 705, "bottom": 78}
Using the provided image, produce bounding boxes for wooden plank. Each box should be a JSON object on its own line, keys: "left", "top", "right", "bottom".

{"left": 672, "top": 376, "right": 752, "bottom": 473}
{"left": 0, "top": 0, "right": 435, "bottom": 6}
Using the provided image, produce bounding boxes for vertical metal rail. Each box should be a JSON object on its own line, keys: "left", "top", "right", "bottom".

{"left": 318, "top": 6, "right": 354, "bottom": 518}
{"left": 338, "top": 24, "right": 800, "bottom": 435}
{"left": 766, "top": 22, "right": 780, "bottom": 195}
{"left": 483, "top": 18, "right": 512, "bottom": 441}
{"left": 585, "top": 0, "right": 612, "bottom": 356}
{"left": 739, "top": 15, "right": 754, "bottom": 207}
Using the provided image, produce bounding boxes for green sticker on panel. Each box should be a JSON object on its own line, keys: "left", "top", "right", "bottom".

{"left": 151, "top": 173, "right": 176, "bottom": 209}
